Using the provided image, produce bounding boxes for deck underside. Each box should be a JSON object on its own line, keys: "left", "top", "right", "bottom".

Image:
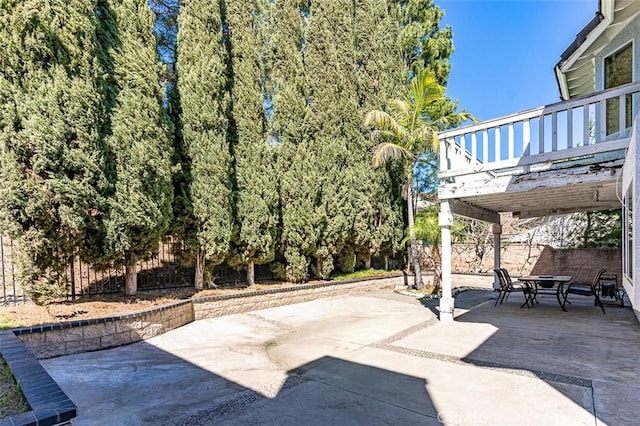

{"left": 439, "top": 152, "right": 625, "bottom": 220}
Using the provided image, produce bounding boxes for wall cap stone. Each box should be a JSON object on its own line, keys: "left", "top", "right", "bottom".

{"left": 0, "top": 331, "right": 77, "bottom": 426}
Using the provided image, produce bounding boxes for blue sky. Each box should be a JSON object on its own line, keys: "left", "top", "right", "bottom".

{"left": 438, "top": 0, "right": 599, "bottom": 121}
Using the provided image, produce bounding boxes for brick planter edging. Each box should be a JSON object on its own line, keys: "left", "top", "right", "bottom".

{"left": 0, "top": 331, "right": 76, "bottom": 426}
{"left": 14, "top": 274, "right": 404, "bottom": 360}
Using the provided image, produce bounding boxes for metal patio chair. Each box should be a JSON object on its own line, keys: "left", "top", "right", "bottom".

{"left": 494, "top": 268, "right": 531, "bottom": 308}
{"left": 561, "top": 268, "right": 607, "bottom": 314}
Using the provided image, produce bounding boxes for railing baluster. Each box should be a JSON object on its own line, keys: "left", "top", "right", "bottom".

{"left": 437, "top": 82, "right": 640, "bottom": 174}
{"left": 482, "top": 129, "right": 488, "bottom": 162}
{"left": 522, "top": 120, "right": 530, "bottom": 156}
{"left": 508, "top": 124, "right": 514, "bottom": 159}
{"left": 567, "top": 107, "right": 573, "bottom": 148}
{"left": 471, "top": 132, "right": 477, "bottom": 161}
{"left": 583, "top": 105, "right": 590, "bottom": 146}
{"left": 551, "top": 112, "right": 558, "bottom": 151}
{"left": 439, "top": 138, "right": 447, "bottom": 172}
{"left": 619, "top": 94, "right": 626, "bottom": 138}
{"left": 538, "top": 115, "right": 545, "bottom": 154}
{"left": 599, "top": 99, "right": 607, "bottom": 143}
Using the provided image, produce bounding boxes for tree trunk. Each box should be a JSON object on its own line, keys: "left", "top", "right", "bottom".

{"left": 364, "top": 253, "right": 371, "bottom": 269}
{"left": 431, "top": 244, "right": 442, "bottom": 295}
{"left": 316, "top": 257, "right": 323, "bottom": 279}
{"left": 194, "top": 249, "right": 205, "bottom": 290}
{"left": 247, "top": 259, "right": 255, "bottom": 286}
{"left": 407, "top": 176, "right": 424, "bottom": 289}
{"left": 383, "top": 254, "right": 389, "bottom": 271}
{"left": 124, "top": 263, "right": 137, "bottom": 296}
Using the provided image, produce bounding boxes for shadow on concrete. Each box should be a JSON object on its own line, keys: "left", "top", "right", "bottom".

{"left": 453, "top": 290, "right": 640, "bottom": 426}
{"left": 175, "top": 356, "right": 438, "bottom": 426}
{"left": 42, "top": 342, "right": 440, "bottom": 425}
{"left": 39, "top": 290, "right": 640, "bottom": 425}
{"left": 418, "top": 287, "right": 494, "bottom": 318}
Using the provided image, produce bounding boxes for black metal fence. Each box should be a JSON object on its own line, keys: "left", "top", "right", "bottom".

{"left": 0, "top": 233, "right": 395, "bottom": 305}
{"left": 0, "top": 235, "right": 25, "bottom": 305}
{"left": 0, "top": 235, "right": 279, "bottom": 305}
{"left": 65, "top": 237, "right": 195, "bottom": 298}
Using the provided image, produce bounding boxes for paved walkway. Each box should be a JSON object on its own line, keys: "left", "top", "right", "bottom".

{"left": 41, "top": 288, "right": 640, "bottom": 425}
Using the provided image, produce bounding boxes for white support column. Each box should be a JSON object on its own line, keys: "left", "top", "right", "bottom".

{"left": 492, "top": 224, "right": 502, "bottom": 293}
{"left": 439, "top": 201, "right": 454, "bottom": 322}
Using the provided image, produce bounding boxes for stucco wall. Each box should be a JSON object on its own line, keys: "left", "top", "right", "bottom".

{"left": 421, "top": 243, "right": 621, "bottom": 284}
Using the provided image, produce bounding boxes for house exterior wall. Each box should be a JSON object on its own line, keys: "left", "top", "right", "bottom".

{"left": 622, "top": 115, "right": 639, "bottom": 317}
{"left": 590, "top": 14, "right": 640, "bottom": 315}
{"left": 595, "top": 13, "right": 640, "bottom": 91}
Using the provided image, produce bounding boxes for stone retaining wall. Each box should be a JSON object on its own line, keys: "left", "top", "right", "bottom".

{"left": 16, "top": 301, "right": 194, "bottom": 359}
{"left": 15, "top": 276, "right": 405, "bottom": 359}
{"left": 14, "top": 273, "right": 492, "bottom": 360}
{"left": 193, "top": 276, "right": 404, "bottom": 320}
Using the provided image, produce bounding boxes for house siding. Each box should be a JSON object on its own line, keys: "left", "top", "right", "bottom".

{"left": 595, "top": 13, "right": 640, "bottom": 91}
{"left": 622, "top": 113, "right": 639, "bottom": 318}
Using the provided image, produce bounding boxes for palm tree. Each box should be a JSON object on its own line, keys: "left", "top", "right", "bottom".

{"left": 365, "top": 70, "right": 472, "bottom": 289}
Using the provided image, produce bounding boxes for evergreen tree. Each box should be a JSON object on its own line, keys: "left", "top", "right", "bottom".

{"left": 391, "top": 0, "right": 454, "bottom": 83}
{"left": 304, "top": 0, "right": 364, "bottom": 278}
{"left": 356, "top": 0, "right": 403, "bottom": 111}
{"left": 0, "top": 0, "right": 107, "bottom": 301}
{"left": 227, "top": 0, "right": 278, "bottom": 285}
{"left": 176, "top": 0, "right": 233, "bottom": 288}
{"left": 353, "top": 0, "right": 405, "bottom": 269}
{"left": 271, "top": 0, "right": 316, "bottom": 282}
{"left": 102, "top": 0, "right": 174, "bottom": 296}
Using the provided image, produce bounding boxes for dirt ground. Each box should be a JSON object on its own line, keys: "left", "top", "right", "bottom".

{"left": 0, "top": 282, "right": 313, "bottom": 329}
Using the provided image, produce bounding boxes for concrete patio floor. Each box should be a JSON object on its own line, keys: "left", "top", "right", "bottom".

{"left": 41, "top": 287, "right": 640, "bottom": 425}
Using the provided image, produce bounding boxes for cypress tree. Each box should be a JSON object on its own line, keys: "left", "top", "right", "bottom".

{"left": 176, "top": 0, "right": 233, "bottom": 288}
{"left": 226, "top": 0, "right": 278, "bottom": 285}
{"left": 391, "top": 0, "right": 454, "bottom": 83}
{"left": 353, "top": 0, "right": 405, "bottom": 269}
{"left": 304, "top": 0, "right": 363, "bottom": 278}
{"left": 102, "top": 0, "right": 174, "bottom": 296}
{"left": 0, "top": 0, "right": 107, "bottom": 300}
{"left": 271, "top": 0, "right": 317, "bottom": 282}
{"left": 355, "top": 0, "right": 403, "bottom": 111}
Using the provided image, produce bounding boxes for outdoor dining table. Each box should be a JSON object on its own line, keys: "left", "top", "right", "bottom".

{"left": 518, "top": 275, "right": 573, "bottom": 311}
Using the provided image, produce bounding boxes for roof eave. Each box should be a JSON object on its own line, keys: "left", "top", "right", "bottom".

{"left": 555, "top": 0, "right": 613, "bottom": 100}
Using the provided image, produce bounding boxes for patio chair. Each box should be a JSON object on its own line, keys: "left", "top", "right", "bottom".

{"left": 494, "top": 268, "right": 531, "bottom": 308}
{"left": 597, "top": 272, "right": 626, "bottom": 307}
{"left": 561, "top": 268, "right": 607, "bottom": 314}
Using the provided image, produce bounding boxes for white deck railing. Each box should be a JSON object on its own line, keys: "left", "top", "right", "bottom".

{"left": 439, "top": 81, "right": 640, "bottom": 178}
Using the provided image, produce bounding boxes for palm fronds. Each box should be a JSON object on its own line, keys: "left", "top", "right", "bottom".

{"left": 372, "top": 142, "right": 412, "bottom": 167}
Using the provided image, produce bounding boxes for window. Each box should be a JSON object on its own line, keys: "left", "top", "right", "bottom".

{"left": 623, "top": 183, "right": 633, "bottom": 281}
{"left": 605, "top": 43, "right": 633, "bottom": 136}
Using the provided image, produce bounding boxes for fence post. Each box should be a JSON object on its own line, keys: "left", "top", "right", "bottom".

{"left": 70, "top": 257, "right": 76, "bottom": 301}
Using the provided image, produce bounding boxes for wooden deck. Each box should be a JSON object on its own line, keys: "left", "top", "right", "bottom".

{"left": 438, "top": 81, "right": 640, "bottom": 220}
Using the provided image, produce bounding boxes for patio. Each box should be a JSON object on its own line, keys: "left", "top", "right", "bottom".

{"left": 40, "top": 286, "right": 640, "bottom": 425}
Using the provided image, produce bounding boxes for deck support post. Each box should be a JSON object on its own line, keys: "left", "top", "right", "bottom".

{"left": 493, "top": 224, "right": 502, "bottom": 293}
{"left": 439, "top": 201, "right": 454, "bottom": 322}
